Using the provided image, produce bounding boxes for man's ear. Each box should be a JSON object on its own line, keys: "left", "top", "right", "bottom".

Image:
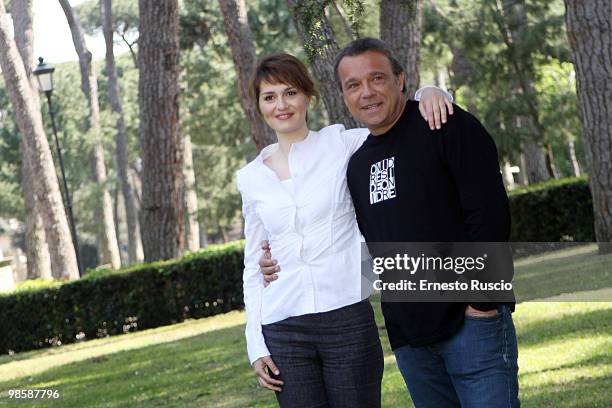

{"left": 342, "top": 90, "right": 349, "bottom": 106}
{"left": 397, "top": 72, "right": 406, "bottom": 91}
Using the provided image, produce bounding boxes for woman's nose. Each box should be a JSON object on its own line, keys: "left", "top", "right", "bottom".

{"left": 276, "top": 95, "right": 288, "bottom": 110}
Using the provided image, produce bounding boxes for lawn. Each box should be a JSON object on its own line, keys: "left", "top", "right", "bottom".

{"left": 0, "top": 246, "right": 610, "bottom": 407}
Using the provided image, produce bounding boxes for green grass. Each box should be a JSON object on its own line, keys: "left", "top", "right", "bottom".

{"left": 512, "top": 244, "right": 612, "bottom": 301}
{"left": 0, "top": 246, "right": 610, "bottom": 407}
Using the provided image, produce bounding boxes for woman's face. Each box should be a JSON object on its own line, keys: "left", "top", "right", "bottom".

{"left": 258, "top": 80, "right": 310, "bottom": 138}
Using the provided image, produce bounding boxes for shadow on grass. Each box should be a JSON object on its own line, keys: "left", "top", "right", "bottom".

{"left": 513, "top": 253, "right": 612, "bottom": 302}
{"left": 516, "top": 307, "right": 611, "bottom": 347}
{"left": 524, "top": 353, "right": 610, "bottom": 377}
{"left": 521, "top": 368, "right": 610, "bottom": 408}
{"left": 0, "top": 324, "right": 276, "bottom": 408}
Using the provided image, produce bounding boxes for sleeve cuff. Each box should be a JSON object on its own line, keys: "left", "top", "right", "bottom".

{"left": 414, "top": 85, "right": 454, "bottom": 103}
{"left": 248, "top": 342, "right": 271, "bottom": 365}
{"left": 246, "top": 326, "right": 270, "bottom": 365}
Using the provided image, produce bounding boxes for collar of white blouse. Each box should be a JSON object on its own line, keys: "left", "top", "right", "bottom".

{"left": 257, "top": 129, "right": 314, "bottom": 185}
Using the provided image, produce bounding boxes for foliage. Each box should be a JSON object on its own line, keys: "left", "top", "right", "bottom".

{"left": 422, "top": 0, "right": 583, "bottom": 174}
{"left": 76, "top": 0, "right": 139, "bottom": 62}
{"left": 291, "top": 0, "right": 336, "bottom": 61}
{"left": 0, "top": 242, "right": 245, "bottom": 354}
{"left": 76, "top": 0, "right": 139, "bottom": 37}
{"left": 247, "top": 0, "right": 298, "bottom": 53}
{"left": 509, "top": 177, "right": 594, "bottom": 242}
{"left": 341, "top": 0, "right": 366, "bottom": 37}
{"left": 290, "top": 0, "right": 367, "bottom": 60}
{"left": 535, "top": 60, "right": 584, "bottom": 176}
{"left": 0, "top": 0, "right": 594, "bottom": 266}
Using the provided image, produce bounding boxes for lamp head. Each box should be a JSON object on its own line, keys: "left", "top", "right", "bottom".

{"left": 32, "top": 57, "right": 55, "bottom": 93}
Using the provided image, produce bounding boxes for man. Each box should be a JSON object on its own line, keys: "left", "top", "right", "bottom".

{"left": 262, "top": 38, "right": 519, "bottom": 407}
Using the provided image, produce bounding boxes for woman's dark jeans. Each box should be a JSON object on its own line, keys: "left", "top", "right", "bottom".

{"left": 262, "top": 300, "right": 384, "bottom": 408}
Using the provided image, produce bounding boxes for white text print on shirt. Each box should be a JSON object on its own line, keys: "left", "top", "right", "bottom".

{"left": 370, "top": 156, "right": 396, "bottom": 205}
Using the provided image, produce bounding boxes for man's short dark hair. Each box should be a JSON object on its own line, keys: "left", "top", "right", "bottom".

{"left": 333, "top": 37, "right": 406, "bottom": 93}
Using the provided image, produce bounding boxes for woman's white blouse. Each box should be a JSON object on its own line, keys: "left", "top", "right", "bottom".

{"left": 237, "top": 88, "right": 452, "bottom": 364}
{"left": 236, "top": 125, "right": 370, "bottom": 364}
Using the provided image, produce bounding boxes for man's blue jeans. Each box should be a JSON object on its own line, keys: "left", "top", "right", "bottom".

{"left": 394, "top": 305, "right": 519, "bottom": 408}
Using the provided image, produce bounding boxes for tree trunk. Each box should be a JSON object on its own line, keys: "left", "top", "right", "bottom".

{"left": 501, "top": 159, "right": 515, "bottom": 191}
{"left": 130, "top": 165, "right": 142, "bottom": 207}
{"left": 564, "top": 0, "right": 612, "bottom": 253}
{"left": 22, "top": 154, "right": 53, "bottom": 279}
{"left": 199, "top": 219, "right": 208, "bottom": 248}
{"left": 59, "top": 0, "right": 121, "bottom": 269}
{"left": 286, "top": 0, "right": 360, "bottom": 129}
{"left": 522, "top": 140, "right": 549, "bottom": 183}
{"left": 544, "top": 142, "right": 558, "bottom": 179}
{"left": 12, "top": 0, "right": 53, "bottom": 279}
{"left": 0, "top": 0, "right": 79, "bottom": 279}
{"left": 138, "top": 0, "right": 185, "bottom": 261}
{"left": 518, "top": 152, "right": 529, "bottom": 186}
{"left": 112, "top": 180, "right": 126, "bottom": 264}
{"left": 218, "top": 0, "right": 276, "bottom": 151}
{"left": 180, "top": 68, "right": 200, "bottom": 252}
{"left": 183, "top": 133, "right": 200, "bottom": 251}
{"left": 380, "top": 0, "right": 423, "bottom": 97}
{"left": 101, "top": 0, "right": 143, "bottom": 263}
{"left": 567, "top": 139, "right": 581, "bottom": 177}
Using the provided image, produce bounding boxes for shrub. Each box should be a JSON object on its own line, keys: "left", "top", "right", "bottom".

{"left": 13, "top": 279, "right": 62, "bottom": 292}
{"left": 509, "top": 177, "right": 594, "bottom": 242}
{"left": 0, "top": 242, "right": 245, "bottom": 354}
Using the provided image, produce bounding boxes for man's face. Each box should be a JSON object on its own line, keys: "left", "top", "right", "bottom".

{"left": 337, "top": 50, "right": 406, "bottom": 135}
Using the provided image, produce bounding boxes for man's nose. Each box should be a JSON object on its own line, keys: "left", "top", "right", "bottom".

{"left": 361, "top": 83, "right": 375, "bottom": 99}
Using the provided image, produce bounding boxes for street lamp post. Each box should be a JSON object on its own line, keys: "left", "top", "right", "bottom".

{"left": 33, "top": 57, "right": 83, "bottom": 277}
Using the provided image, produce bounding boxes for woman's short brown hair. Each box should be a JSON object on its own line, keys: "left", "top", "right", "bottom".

{"left": 251, "top": 53, "right": 320, "bottom": 114}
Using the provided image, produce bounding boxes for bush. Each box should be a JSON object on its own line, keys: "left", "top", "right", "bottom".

{"left": 509, "top": 177, "right": 594, "bottom": 242}
{"left": 0, "top": 242, "right": 245, "bottom": 354}
{"left": 13, "top": 279, "right": 62, "bottom": 293}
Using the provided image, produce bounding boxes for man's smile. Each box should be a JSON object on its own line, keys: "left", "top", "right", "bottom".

{"left": 361, "top": 102, "right": 383, "bottom": 111}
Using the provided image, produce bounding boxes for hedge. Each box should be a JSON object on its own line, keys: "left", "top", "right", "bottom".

{"left": 0, "top": 179, "right": 595, "bottom": 355}
{"left": 509, "top": 177, "right": 594, "bottom": 242}
{"left": 0, "top": 242, "right": 245, "bottom": 354}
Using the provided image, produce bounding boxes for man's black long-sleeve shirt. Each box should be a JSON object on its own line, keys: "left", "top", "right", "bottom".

{"left": 347, "top": 100, "right": 512, "bottom": 350}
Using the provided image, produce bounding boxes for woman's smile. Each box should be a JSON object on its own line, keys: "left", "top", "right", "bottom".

{"left": 275, "top": 112, "right": 294, "bottom": 120}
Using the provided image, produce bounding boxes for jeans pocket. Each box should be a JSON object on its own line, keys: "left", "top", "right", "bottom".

{"left": 464, "top": 312, "right": 502, "bottom": 321}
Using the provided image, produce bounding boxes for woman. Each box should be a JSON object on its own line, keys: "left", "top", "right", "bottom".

{"left": 236, "top": 53, "right": 452, "bottom": 407}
